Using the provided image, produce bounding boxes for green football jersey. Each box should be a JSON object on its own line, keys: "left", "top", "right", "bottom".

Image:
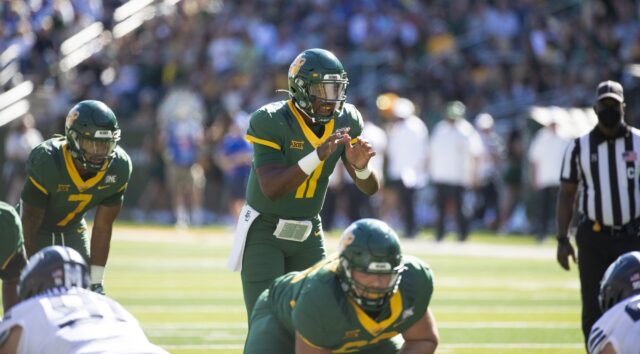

{"left": 0, "top": 202, "right": 23, "bottom": 268}
{"left": 245, "top": 100, "right": 364, "bottom": 219}
{"left": 269, "top": 255, "right": 434, "bottom": 353}
{"left": 21, "top": 137, "right": 132, "bottom": 233}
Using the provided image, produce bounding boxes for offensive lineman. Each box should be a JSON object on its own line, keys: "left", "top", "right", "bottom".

{"left": 228, "top": 48, "right": 380, "bottom": 319}
{"left": 244, "top": 218, "right": 439, "bottom": 354}
{"left": 20, "top": 100, "right": 132, "bottom": 294}
{"left": 588, "top": 251, "right": 640, "bottom": 354}
{"left": 0, "top": 202, "right": 27, "bottom": 311}
{"left": 0, "top": 246, "right": 167, "bottom": 354}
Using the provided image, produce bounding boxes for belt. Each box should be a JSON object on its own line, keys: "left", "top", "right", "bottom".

{"left": 584, "top": 219, "right": 640, "bottom": 237}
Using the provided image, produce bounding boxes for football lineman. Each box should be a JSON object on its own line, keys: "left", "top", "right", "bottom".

{"left": 20, "top": 100, "right": 132, "bottom": 295}
{"left": 588, "top": 251, "right": 640, "bottom": 354}
{"left": 0, "top": 202, "right": 27, "bottom": 311}
{"left": 244, "top": 218, "right": 439, "bottom": 354}
{"left": 229, "top": 48, "right": 379, "bottom": 320}
{"left": 0, "top": 246, "right": 167, "bottom": 354}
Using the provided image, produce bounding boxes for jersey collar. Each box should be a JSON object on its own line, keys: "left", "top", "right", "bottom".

{"left": 287, "top": 100, "right": 334, "bottom": 148}
{"left": 62, "top": 143, "right": 107, "bottom": 192}
{"left": 348, "top": 291, "right": 403, "bottom": 337}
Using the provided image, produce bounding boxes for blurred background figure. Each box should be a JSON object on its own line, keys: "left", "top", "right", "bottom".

{"left": 356, "top": 105, "right": 388, "bottom": 220}
{"left": 1, "top": 0, "right": 639, "bottom": 232}
{"left": 429, "top": 101, "right": 483, "bottom": 242}
{"left": 158, "top": 88, "right": 206, "bottom": 228}
{"left": 215, "top": 113, "right": 252, "bottom": 223}
{"left": 473, "top": 113, "right": 505, "bottom": 231}
{"left": 499, "top": 128, "right": 526, "bottom": 234}
{"left": 528, "top": 115, "right": 569, "bottom": 242}
{"left": 382, "top": 95, "right": 428, "bottom": 238}
{"left": 2, "top": 114, "right": 43, "bottom": 206}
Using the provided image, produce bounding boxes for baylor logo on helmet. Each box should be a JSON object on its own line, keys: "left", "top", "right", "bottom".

{"left": 288, "top": 54, "right": 305, "bottom": 78}
{"left": 65, "top": 110, "right": 79, "bottom": 129}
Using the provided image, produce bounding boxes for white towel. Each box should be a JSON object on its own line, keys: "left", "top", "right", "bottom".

{"left": 227, "top": 204, "right": 260, "bottom": 272}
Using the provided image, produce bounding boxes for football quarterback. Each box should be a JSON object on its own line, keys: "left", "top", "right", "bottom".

{"left": 231, "top": 48, "right": 379, "bottom": 322}
{"left": 20, "top": 100, "right": 132, "bottom": 295}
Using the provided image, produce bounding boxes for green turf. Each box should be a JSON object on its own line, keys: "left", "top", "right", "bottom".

{"left": 16, "top": 226, "right": 586, "bottom": 353}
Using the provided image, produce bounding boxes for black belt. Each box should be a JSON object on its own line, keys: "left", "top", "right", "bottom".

{"left": 583, "top": 219, "right": 640, "bottom": 237}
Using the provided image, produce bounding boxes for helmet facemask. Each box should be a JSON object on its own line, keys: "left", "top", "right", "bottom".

{"left": 288, "top": 49, "right": 349, "bottom": 125}
{"left": 67, "top": 128, "right": 120, "bottom": 173}
{"left": 305, "top": 74, "right": 348, "bottom": 124}
{"left": 339, "top": 256, "right": 404, "bottom": 311}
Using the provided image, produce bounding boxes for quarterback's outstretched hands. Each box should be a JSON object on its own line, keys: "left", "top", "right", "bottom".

{"left": 317, "top": 127, "right": 351, "bottom": 160}
{"left": 346, "top": 137, "right": 376, "bottom": 170}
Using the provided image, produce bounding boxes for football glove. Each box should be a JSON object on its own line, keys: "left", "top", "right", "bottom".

{"left": 90, "top": 283, "right": 105, "bottom": 295}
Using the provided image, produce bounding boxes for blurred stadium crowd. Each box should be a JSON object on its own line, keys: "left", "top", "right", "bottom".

{"left": 1, "top": 0, "right": 640, "bottom": 237}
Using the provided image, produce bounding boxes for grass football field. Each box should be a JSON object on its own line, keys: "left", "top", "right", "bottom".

{"left": 86, "top": 225, "right": 583, "bottom": 353}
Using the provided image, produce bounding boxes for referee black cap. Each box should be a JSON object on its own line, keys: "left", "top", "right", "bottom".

{"left": 597, "top": 80, "right": 624, "bottom": 102}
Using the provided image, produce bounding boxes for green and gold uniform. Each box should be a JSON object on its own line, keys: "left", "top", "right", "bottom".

{"left": 245, "top": 256, "right": 434, "bottom": 354}
{"left": 241, "top": 100, "right": 364, "bottom": 317}
{"left": 20, "top": 137, "right": 132, "bottom": 260}
{"left": 0, "top": 202, "right": 26, "bottom": 281}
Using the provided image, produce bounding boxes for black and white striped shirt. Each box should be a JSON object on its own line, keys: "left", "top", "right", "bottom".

{"left": 561, "top": 126, "right": 640, "bottom": 226}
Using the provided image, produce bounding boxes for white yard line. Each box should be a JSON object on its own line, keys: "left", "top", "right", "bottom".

{"left": 159, "top": 343, "right": 584, "bottom": 350}
{"left": 113, "top": 226, "right": 556, "bottom": 260}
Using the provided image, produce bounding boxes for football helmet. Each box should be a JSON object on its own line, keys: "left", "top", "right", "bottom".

{"left": 337, "top": 218, "right": 404, "bottom": 311}
{"left": 598, "top": 251, "right": 640, "bottom": 312}
{"left": 18, "top": 246, "right": 90, "bottom": 301}
{"left": 287, "top": 48, "right": 348, "bottom": 124}
{"left": 65, "top": 100, "right": 121, "bottom": 173}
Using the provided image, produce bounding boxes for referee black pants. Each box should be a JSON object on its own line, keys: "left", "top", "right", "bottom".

{"left": 575, "top": 220, "right": 640, "bottom": 346}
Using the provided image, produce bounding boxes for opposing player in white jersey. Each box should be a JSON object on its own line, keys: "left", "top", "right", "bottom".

{"left": 0, "top": 245, "right": 168, "bottom": 354}
{"left": 588, "top": 251, "right": 640, "bottom": 354}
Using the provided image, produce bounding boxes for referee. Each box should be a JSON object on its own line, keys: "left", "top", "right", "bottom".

{"left": 556, "top": 80, "right": 640, "bottom": 345}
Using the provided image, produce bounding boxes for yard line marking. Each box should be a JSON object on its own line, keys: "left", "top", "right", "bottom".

{"left": 159, "top": 343, "right": 584, "bottom": 350}
{"left": 128, "top": 304, "right": 577, "bottom": 313}
{"left": 441, "top": 343, "right": 584, "bottom": 349}
{"left": 141, "top": 321, "right": 579, "bottom": 332}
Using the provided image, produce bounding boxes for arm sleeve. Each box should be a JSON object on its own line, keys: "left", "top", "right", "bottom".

{"left": 245, "top": 110, "right": 286, "bottom": 168}
{"left": 560, "top": 138, "right": 580, "bottom": 183}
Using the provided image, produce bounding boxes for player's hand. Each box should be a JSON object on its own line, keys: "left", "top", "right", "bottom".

{"left": 346, "top": 137, "right": 376, "bottom": 170}
{"left": 90, "top": 283, "right": 106, "bottom": 295}
{"left": 317, "top": 128, "right": 351, "bottom": 160}
{"left": 556, "top": 238, "right": 576, "bottom": 271}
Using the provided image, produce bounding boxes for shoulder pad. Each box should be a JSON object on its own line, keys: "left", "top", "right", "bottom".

{"left": 112, "top": 146, "right": 133, "bottom": 175}
{"left": 399, "top": 255, "right": 434, "bottom": 305}
{"left": 339, "top": 103, "right": 364, "bottom": 136}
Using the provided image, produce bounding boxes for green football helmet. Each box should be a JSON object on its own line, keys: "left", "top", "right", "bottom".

{"left": 287, "top": 48, "right": 348, "bottom": 124}
{"left": 337, "top": 218, "right": 404, "bottom": 311}
{"left": 64, "top": 100, "right": 121, "bottom": 173}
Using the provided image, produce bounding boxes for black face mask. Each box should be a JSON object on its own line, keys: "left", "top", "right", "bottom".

{"left": 597, "top": 107, "right": 622, "bottom": 129}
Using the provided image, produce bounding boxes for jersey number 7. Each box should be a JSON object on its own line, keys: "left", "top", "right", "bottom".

{"left": 57, "top": 194, "right": 93, "bottom": 226}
